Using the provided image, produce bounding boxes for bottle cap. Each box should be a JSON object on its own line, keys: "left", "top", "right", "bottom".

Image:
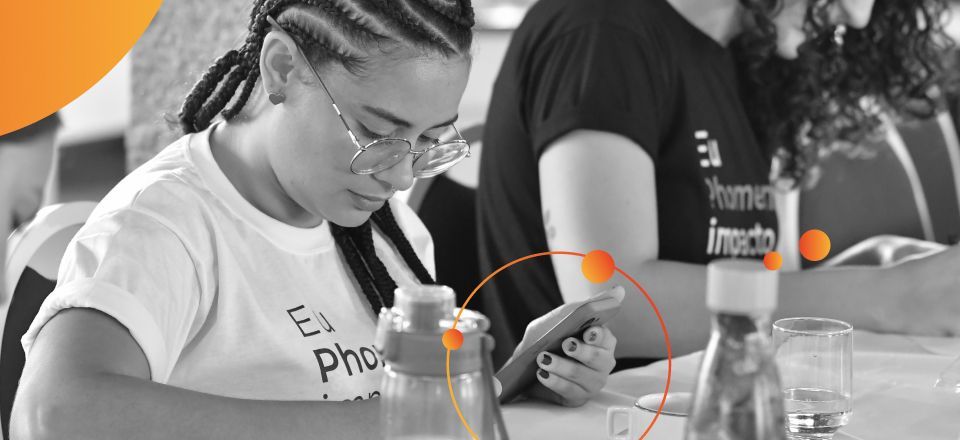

{"left": 394, "top": 285, "right": 456, "bottom": 331}
{"left": 706, "top": 259, "right": 778, "bottom": 314}
{"left": 377, "top": 285, "right": 490, "bottom": 376}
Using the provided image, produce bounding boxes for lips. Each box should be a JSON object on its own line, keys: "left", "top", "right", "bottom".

{"left": 349, "top": 190, "right": 391, "bottom": 211}
{"left": 354, "top": 191, "right": 390, "bottom": 202}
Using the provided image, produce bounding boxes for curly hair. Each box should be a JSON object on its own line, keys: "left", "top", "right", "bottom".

{"left": 732, "top": 0, "right": 955, "bottom": 187}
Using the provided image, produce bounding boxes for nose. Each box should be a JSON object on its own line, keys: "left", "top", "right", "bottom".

{"left": 835, "top": 0, "right": 875, "bottom": 29}
{"left": 372, "top": 153, "right": 415, "bottom": 192}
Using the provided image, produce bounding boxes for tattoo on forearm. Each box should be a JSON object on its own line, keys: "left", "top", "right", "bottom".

{"left": 543, "top": 209, "right": 557, "bottom": 240}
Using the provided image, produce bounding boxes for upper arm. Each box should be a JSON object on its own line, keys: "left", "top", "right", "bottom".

{"left": 13, "top": 308, "right": 150, "bottom": 437}
{"left": 21, "top": 308, "right": 150, "bottom": 384}
{"left": 21, "top": 208, "right": 205, "bottom": 383}
{"left": 538, "top": 130, "right": 658, "bottom": 303}
{"left": 521, "top": 24, "right": 669, "bottom": 303}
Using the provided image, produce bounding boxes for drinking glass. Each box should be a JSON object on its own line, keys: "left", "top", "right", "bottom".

{"left": 773, "top": 317, "right": 853, "bottom": 439}
{"left": 935, "top": 354, "right": 960, "bottom": 392}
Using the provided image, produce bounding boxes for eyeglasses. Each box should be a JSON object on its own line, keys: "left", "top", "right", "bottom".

{"left": 270, "top": 18, "right": 471, "bottom": 178}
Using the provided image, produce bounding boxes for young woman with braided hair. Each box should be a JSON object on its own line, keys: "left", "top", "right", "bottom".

{"left": 11, "top": 1, "right": 616, "bottom": 438}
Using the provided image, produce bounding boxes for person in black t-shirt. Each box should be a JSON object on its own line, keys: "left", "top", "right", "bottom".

{"left": 477, "top": 0, "right": 960, "bottom": 366}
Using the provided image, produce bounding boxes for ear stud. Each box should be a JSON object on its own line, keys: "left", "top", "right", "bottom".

{"left": 268, "top": 91, "right": 286, "bottom": 105}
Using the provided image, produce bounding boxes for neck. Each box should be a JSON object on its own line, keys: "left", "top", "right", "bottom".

{"left": 210, "top": 114, "right": 324, "bottom": 228}
{"left": 666, "top": 0, "right": 743, "bottom": 46}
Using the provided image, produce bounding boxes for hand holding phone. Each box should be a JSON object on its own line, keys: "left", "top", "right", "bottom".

{"left": 495, "top": 286, "right": 624, "bottom": 403}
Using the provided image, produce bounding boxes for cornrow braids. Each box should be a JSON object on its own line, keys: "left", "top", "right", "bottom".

{"left": 371, "top": 206, "right": 434, "bottom": 284}
{"left": 178, "top": 50, "right": 242, "bottom": 133}
{"left": 179, "top": 0, "right": 299, "bottom": 133}
{"left": 331, "top": 220, "right": 391, "bottom": 315}
{"left": 217, "top": 0, "right": 289, "bottom": 119}
{"left": 420, "top": 0, "right": 475, "bottom": 29}
{"left": 179, "top": 0, "right": 474, "bottom": 134}
{"left": 331, "top": 204, "right": 436, "bottom": 317}
{"left": 372, "top": 0, "right": 471, "bottom": 54}
{"left": 355, "top": 222, "right": 401, "bottom": 308}
{"left": 278, "top": 4, "right": 372, "bottom": 74}
{"left": 178, "top": 0, "right": 470, "bottom": 317}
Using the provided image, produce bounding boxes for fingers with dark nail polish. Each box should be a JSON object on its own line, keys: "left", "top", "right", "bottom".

{"left": 540, "top": 352, "right": 552, "bottom": 365}
{"left": 586, "top": 331, "right": 598, "bottom": 343}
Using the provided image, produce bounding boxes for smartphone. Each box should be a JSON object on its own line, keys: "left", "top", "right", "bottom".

{"left": 495, "top": 286, "right": 624, "bottom": 403}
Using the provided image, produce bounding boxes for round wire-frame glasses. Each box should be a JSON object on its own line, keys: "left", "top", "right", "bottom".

{"left": 268, "top": 16, "right": 471, "bottom": 178}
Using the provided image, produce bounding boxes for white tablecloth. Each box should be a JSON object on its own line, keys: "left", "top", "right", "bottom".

{"left": 501, "top": 331, "right": 960, "bottom": 439}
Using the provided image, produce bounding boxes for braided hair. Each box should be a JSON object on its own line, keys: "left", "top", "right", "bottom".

{"left": 330, "top": 205, "right": 436, "bottom": 315}
{"left": 179, "top": 0, "right": 474, "bottom": 315}
{"left": 179, "top": 0, "right": 474, "bottom": 133}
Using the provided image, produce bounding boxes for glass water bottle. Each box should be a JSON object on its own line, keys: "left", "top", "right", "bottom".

{"left": 685, "top": 259, "right": 786, "bottom": 440}
{"left": 376, "top": 285, "right": 504, "bottom": 439}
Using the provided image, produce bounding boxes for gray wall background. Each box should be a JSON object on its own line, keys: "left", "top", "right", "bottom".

{"left": 127, "top": 1, "right": 248, "bottom": 170}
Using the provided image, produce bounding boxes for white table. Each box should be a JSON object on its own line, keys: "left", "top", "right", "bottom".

{"left": 501, "top": 331, "right": 960, "bottom": 439}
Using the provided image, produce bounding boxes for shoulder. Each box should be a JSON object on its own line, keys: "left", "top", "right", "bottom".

{"left": 82, "top": 134, "right": 216, "bottom": 252}
{"left": 515, "top": 0, "right": 669, "bottom": 51}
{"left": 504, "top": 0, "right": 676, "bottom": 94}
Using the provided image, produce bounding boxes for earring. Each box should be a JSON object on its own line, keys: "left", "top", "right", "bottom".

{"left": 833, "top": 24, "right": 847, "bottom": 46}
{"left": 268, "top": 91, "right": 286, "bottom": 105}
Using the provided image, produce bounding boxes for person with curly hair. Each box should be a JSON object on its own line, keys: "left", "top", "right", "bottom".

{"left": 10, "top": 1, "right": 617, "bottom": 439}
{"left": 476, "top": 0, "right": 960, "bottom": 365}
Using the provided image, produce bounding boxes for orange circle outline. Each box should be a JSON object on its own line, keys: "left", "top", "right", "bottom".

{"left": 444, "top": 250, "right": 673, "bottom": 439}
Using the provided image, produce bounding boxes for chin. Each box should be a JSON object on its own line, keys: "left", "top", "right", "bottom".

{"left": 775, "top": 28, "right": 805, "bottom": 60}
{"left": 775, "top": 37, "right": 803, "bottom": 59}
{"left": 329, "top": 209, "right": 374, "bottom": 228}
{"left": 775, "top": 46, "right": 800, "bottom": 59}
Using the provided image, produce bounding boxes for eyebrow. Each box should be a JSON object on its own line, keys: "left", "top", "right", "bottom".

{"left": 360, "top": 105, "right": 459, "bottom": 130}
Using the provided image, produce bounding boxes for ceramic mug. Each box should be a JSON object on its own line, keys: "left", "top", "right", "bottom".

{"left": 606, "top": 406, "right": 645, "bottom": 440}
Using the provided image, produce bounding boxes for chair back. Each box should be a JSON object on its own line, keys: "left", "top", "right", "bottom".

{"left": 796, "top": 114, "right": 960, "bottom": 268}
{"left": 1, "top": 201, "right": 96, "bottom": 440}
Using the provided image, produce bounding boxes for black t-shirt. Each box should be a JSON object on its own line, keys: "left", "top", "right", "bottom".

{"left": 475, "top": 0, "right": 779, "bottom": 365}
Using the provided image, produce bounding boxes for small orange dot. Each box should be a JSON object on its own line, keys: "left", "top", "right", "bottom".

{"left": 442, "top": 329, "right": 463, "bottom": 350}
{"left": 799, "top": 229, "right": 831, "bottom": 262}
{"left": 582, "top": 250, "right": 615, "bottom": 283}
{"left": 763, "top": 251, "right": 783, "bottom": 271}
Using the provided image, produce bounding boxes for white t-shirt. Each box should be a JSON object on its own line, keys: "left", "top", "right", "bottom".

{"left": 21, "top": 126, "right": 435, "bottom": 402}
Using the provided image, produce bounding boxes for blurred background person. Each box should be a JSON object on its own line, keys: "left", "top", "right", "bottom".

{"left": 0, "top": 112, "right": 61, "bottom": 301}
{"left": 475, "top": 0, "right": 960, "bottom": 366}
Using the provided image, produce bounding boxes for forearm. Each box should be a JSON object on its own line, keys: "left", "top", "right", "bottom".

{"left": 537, "top": 131, "right": 956, "bottom": 357}
{"left": 778, "top": 261, "right": 906, "bottom": 332}
{"left": 557, "top": 256, "right": 911, "bottom": 359}
{"left": 551, "top": 252, "right": 709, "bottom": 359}
{"left": 12, "top": 372, "right": 380, "bottom": 440}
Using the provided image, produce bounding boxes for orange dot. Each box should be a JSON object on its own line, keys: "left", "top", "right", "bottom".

{"left": 763, "top": 251, "right": 783, "bottom": 271}
{"left": 799, "top": 229, "right": 831, "bottom": 262}
{"left": 582, "top": 250, "right": 615, "bottom": 283}
{"left": 442, "top": 329, "right": 463, "bottom": 350}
